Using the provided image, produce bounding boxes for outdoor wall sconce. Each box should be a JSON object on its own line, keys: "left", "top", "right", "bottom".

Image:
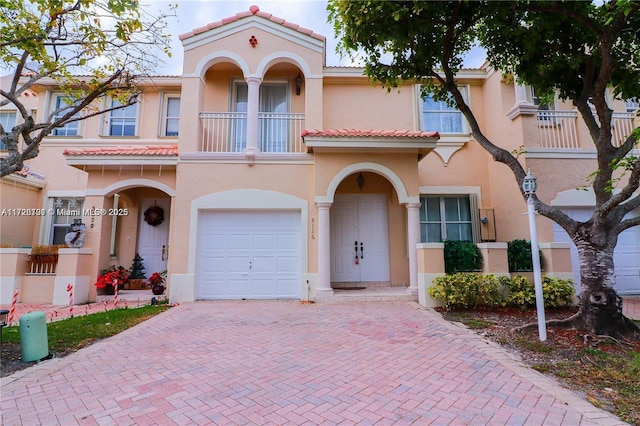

{"left": 295, "top": 73, "right": 303, "bottom": 95}
{"left": 249, "top": 35, "right": 258, "bottom": 48}
{"left": 357, "top": 172, "right": 365, "bottom": 191}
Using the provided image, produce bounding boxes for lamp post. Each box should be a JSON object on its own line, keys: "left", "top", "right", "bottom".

{"left": 522, "top": 170, "right": 547, "bottom": 341}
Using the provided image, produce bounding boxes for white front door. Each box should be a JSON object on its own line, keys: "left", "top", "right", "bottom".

{"left": 197, "top": 211, "right": 301, "bottom": 299}
{"left": 331, "top": 194, "right": 390, "bottom": 283}
{"left": 137, "top": 198, "right": 170, "bottom": 277}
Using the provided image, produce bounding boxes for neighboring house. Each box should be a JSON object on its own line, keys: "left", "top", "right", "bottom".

{"left": 1, "top": 6, "right": 638, "bottom": 304}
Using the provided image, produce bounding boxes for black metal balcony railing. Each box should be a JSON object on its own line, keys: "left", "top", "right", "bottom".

{"left": 199, "top": 112, "right": 306, "bottom": 153}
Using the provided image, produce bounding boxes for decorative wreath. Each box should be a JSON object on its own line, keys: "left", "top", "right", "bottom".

{"left": 144, "top": 206, "right": 165, "bottom": 226}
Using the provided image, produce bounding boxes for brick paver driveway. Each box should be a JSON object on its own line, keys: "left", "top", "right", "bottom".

{"left": 0, "top": 301, "right": 625, "bottom": 425}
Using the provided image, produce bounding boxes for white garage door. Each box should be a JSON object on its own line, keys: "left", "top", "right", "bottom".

{"left": 553, "top": 207, "right": 640, "bottom": 295}
{"left": 197, "top": 211, "right": 301, "bottom": 299}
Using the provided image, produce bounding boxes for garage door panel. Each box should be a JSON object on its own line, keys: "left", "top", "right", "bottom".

{"left": 277, "top": 279, "right": 299, "bottom": 297}
{"left": 227, "top": 279, "right": 251, "bottom": 297}
{"left": 278, "top": 233, "right": 299, "bottom": 249}
{"left": 277, "top": 257, "right": 299, "bottom": 272}
{"left": 227, "top": 256, "right": 251, "bottom": 273}
{"left": 554, "top": 207, "right": 639, "bottom": 295}
{"left": 251, "top": 256, "right": 275, "bottom": 272}
{"left": 199, "top": 280, "right": 228, "bottom": 298}
{"left": 200, "top": 256, "right": 228, "bottom": 273}
{"left": 253, "top": 279, "right": 276, "bottom": 297}
{"left": 197, "top": 210, "right": 301, "bottom": 299}
{"left": 253, "top": 234, "right": 276, "bottom": 249}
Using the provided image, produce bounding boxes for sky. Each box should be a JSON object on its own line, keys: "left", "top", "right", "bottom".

{"left": 142, "top": 0, "right": 487, "bottom": 75}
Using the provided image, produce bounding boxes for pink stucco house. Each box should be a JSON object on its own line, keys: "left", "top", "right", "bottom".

{"left": 1, "top": 6, "right": 639, "bottom": 305}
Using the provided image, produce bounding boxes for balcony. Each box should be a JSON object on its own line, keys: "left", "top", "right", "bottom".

{"left": 199, "top": 112, "right": 306, "bottom": 153}
{"left": 536, "top": 110, "right": 635, "bottom": 149}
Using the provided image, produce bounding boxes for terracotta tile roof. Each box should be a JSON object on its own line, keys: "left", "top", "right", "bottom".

{"left": 179, "top": 5, "right": 325, "bottom": 42}
{"left": 13, "top": 165, "right": 45, "bottom": 180}
{"left": 63, "top": 145, "right": 178, "bottom": 156}
{"left": 301, "top": 129, "right": 440, "bottom": 139}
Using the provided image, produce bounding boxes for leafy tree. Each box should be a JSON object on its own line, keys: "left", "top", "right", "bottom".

{"left": 329, "top": 0, "right": 640, "bottom": 338}
{"left": 0, "top": 0, "right": 175, "bottom": 177}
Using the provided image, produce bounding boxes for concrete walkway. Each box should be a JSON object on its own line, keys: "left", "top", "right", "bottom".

{"left": 0, "top": 301, "right": 627, "bottom": 425}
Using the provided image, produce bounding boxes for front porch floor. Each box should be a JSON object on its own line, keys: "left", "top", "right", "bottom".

{"left": 316, "top": 286, "right": 415, "bottom": 303}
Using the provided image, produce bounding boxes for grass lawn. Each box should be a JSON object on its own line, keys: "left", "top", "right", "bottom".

{"left": 1, "top": 305, "right": 170, "bottom": 376}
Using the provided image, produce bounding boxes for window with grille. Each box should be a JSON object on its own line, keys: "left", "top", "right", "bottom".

{"left": 420, "top": 91, "right": 467, "bottom": 134}
{"left": 50, "top": 198, "right": 84, "bottom": 245}
{"left": 420, "top": 195, "right": 474, "bottom": 242}
{"left": 0, "top": 111, "right": 16, "bottom": 150}
{"left": 51, "top": 95, "right": 79, "bottom": 136}
{"left": 107, "top": 99, "right": 137, "bottom": 136}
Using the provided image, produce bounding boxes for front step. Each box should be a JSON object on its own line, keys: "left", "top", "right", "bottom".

{"left": 316, "top": 286, "right": 416, "bottom": 303}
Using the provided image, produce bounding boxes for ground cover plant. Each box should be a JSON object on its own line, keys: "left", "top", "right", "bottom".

{"left": 440, "top": 307, "right": 640, "bottom": 425}
{"left": 0, "top": 304, "right": 170, "bottom": 377}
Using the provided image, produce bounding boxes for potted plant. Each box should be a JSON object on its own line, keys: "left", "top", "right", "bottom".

{"left": 148, "top": 270, "right": 167, "bottom": 295}
{"left": 95, "top": 266, "right": 129, "bottom": 295}
{"left": 126, "top": 253, "right": 147, "bottom": 290}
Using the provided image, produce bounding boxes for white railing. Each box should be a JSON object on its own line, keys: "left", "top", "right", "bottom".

{"left": 258, "top": 112, "right": 305, "bottom": 153}
{"left": 199, "top": 112, "right": 306, "bottom": 153}
{"left": 536, "top": 110, "right": 580, "bottom": 149}
{"left": 200, "top": 112, "right": 247, "bottom": 152}
{"left": 611, "top": 112, "right": 636, "bottom": 147}
{"left": 27, "top": 255, "right": 58, "bottom": 274}
{"left": 536, "top": 110, "right": 636, "bottom": 149}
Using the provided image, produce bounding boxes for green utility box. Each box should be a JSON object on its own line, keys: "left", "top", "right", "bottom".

{"left": 19, "top": 311, "right": 49, "bottom": 362}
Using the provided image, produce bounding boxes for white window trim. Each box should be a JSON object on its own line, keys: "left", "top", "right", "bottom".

{"left": 416, "top": 84, "right": 471, "bottom": 137}
{"left": 159, "top": 92, "right": 180, "bottom": 138}
{"left": 39, "top": 192, "right": 86, "bottom": 244}
{"left": 110, "top": 194, "right": 119, "bottom": 256}
{"left": 230, "top": 78, "right": 292, "bottom": 112}
{"left": 419, "top": 186, "right": 482, "bottom": 243}
{"left": 0, "top": 110, "right": 17, "bottom": 150}
{"left": 46, "top": 92, "right": 82, "bottom": 137}
{"left": 101, "top": 96, "right": 141, "bottom": 137}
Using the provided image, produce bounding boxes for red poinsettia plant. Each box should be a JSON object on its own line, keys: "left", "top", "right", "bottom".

{"left": 95, "top": 266, "right": 129, "bottom": 289}
{"left": 147, "top": 271, "right": 166, "bottom": 287}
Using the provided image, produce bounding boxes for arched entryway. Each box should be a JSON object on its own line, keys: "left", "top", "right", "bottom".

{"left": 314, "top": 161, "right": 424, "bottom": 298}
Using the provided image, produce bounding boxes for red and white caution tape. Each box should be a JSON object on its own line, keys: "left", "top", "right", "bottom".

{"left": 113, "top": 279, "right": 119, "bottom": 309}
{"left": 8, "top": 289, "right": 18, "bottom": 325}
{"left": 67, "top": 283, "right": 74, "bottom": 317}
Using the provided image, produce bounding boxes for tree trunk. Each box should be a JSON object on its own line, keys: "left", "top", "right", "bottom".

{"left": 573, "top": 238, "right": 639, "bottom": 339}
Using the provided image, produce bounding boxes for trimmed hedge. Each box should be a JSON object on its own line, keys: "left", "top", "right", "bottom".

{"left": 428, "top": 273, "right": 575, "bottom": 311}
{"left": 443, "top": 240, "right": 482, "bottom": 274}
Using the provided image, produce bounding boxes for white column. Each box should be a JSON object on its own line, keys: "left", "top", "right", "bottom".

{"left": 514, "top": 81, "right": 529, "bottom": 104}
{"left": 406, "top": 202, "right": 421, "bottom": 296}
{"left": 316, "top": 202, "right": 333, "bottom": 295}
{"left": 245, "top": 76, "right": 262, "bottom": 156}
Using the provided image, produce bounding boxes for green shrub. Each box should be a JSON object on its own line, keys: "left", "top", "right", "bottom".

{"left": 428, "top": 273, "right": 502, "bottom": 310}
{"left": 429, "top": 273, "right": 575, "bottom": 311}
{"left": 542, "top": 276, "right": 575, "bottom": 308}
{"left": 507, "top": 239, "right": 533, "bottom": 272}
{"left": 503, "top": 274, "right": 536, "bottom": 309}
{"left": 502, "top": 274, "right": 575, "bottom": 309}
{"left": 443, "top": 240, "right": 482, "bottom": 273}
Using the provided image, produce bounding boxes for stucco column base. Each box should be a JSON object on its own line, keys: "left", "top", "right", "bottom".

{"left": 418, "top": 273, "right": 445, "bottom": 308}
